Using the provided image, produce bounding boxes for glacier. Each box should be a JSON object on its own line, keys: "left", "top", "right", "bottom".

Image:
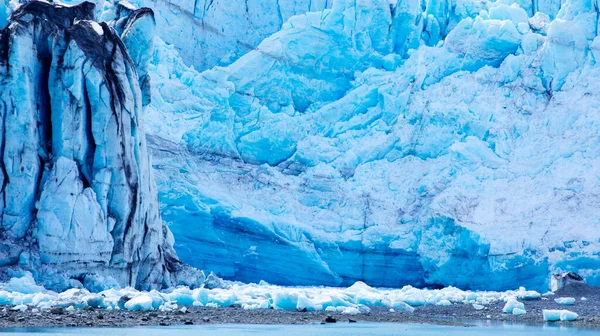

{"left": 1, "top": 0, "right": 600, "bottom": 293}
{"left": 136, "top": 0, "right": 600, "bottom": 291}
{"left": 0, "top": 0, "right": 203, "bottom": 291}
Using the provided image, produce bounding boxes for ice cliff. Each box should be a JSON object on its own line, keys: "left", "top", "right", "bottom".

{"left": 0, "top": 0, "right": 202, "bottom": 290}
{"left": 2, "top": 0, "right": 600, "bottom": 292}
{"left": 139, "top": 0, "right": 600, "bottom": 291}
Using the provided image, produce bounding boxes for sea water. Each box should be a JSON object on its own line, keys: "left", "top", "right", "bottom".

{"left": 2, "top": 322, "right": 599, "bottom": 336}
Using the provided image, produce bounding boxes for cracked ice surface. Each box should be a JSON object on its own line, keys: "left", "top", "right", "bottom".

{"left": 141, "top": 0, "right": 600, "bottom": 291}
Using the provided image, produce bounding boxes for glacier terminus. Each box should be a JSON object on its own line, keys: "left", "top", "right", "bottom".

{"left": 0, "top": 0, "right": 599, "bottom": 295}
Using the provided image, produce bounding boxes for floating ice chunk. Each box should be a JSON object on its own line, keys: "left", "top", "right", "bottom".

{"left": 554, "top": 297, "right": 576, "bottom": 305}
{"left": 192, "top": 301, "right": 204, "bottom": 307}
{"left": 325, "top": 306, "right": 337, "bottom": 312}
{"left": 512, "top": 308, "right": 526, "bottom": 315}
{"left": 205, "top": 303, "right": 218, "bottom": 308}
{"left": 124, "top": 296, "right": 154, "bottom": 311}
{"left": 65, "top": 306, "right": 75, "bottom": 312}
{"left": 581, "top": 297, "right": 587, "bottom": 301}
{"left": 503, "top": 298, "right": 525, "bottom": 313}
{"left": 543, "top": 310, "right": 579, "bottom": 321}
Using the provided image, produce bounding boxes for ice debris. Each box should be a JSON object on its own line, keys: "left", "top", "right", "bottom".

{"left": 0, "top": 278, "right": 545, "bottom": 314}
{"left": 543, "top": 310, "right": 579, "bottom": 322}
{"left": 554, "top": 297, "right": 576, "bottom": 305}
{"left": 503, "top": 298, "right": 525, "bottom": 314}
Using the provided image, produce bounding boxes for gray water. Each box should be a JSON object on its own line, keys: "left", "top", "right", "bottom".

{"left": 1, "top": 322, "right": 599, "bottom": 335}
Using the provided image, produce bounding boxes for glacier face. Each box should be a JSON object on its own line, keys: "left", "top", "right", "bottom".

{"left": 0, "top": 0, "right": 203, "bottom": 291}
{"left": 141, "top": 0, "right": 600, "bottom": 291}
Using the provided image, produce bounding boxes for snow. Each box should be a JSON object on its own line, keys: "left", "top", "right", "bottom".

{"left": 554, "top": 297, "right": 576, "bottom": 305}
{"left": 89, "top": 21, "right": 103, "bottom": 35}
{"left": 543, "top": 309, "right": 579, "bottom": 321}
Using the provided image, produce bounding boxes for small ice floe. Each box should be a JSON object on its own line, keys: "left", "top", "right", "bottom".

{"left": 543, "top": 309, "right": 578, "bottom": 321}
{"left": 502, "top": 298, "right": 525, "bottom": 314}
{"left": 389, "top": 309, "right": 395, "bottom": 313}
{"left": 472, "top": 304, "right": 485, "bottom": 310}
{"left": 65, "top": 306, "right": 75, "bottom": 312}
{"left": 581, "top": 297, "right": 587, "bottom": 301}
{"left": 554, "top": 297, "right": 576, "bottom": 305}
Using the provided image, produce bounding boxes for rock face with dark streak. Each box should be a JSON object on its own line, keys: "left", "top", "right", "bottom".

{"left": 0, "top": 1, "right": 203, "bottom": 290}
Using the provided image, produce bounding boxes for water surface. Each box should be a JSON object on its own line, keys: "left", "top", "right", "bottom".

{"left": 2, "top": 322, "right": 598, "bottom": 336}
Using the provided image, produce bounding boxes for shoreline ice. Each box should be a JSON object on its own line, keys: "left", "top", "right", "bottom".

{"left": 0, "top": 274, "right": 543, "bottom": 313}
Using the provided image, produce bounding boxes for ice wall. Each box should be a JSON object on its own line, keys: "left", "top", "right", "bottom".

{"left": 143, "top": 0, "right": 600, "bottom": 291}
{"left": 0, "top": 1, "right": 203, "bottom": 291}
{"left": 120, "top": 0, "right": 332, "bottom": 70}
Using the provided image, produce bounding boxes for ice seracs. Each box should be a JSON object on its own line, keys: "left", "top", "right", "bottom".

{"left": 137, "top": 0, "right": 600, "bottom": 291}
{"left": 0, "top": 0, "right": 202, "bottom": 290}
